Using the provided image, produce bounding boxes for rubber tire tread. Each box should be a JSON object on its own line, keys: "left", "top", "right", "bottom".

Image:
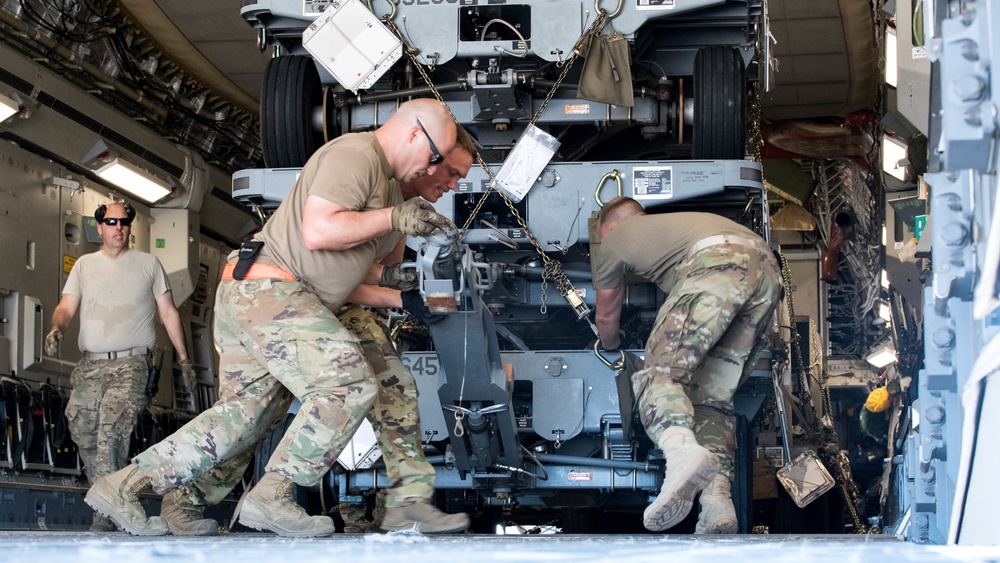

{"left": 261, "top": 55, "right": 323, "bottom": 168}
{"left": 693, "top": 45, "right": 747, "bottom": 160}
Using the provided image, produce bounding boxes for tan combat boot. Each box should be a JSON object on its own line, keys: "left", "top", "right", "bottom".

{"left": 238, "top": 472, "right": 335, "bottom": 537}
{"left": 695, "top": 475, "right": 738, "bottom": 534}
{"left": 160, "top": 490, "right": 220, "bottom": 536}
{"left": 643, "top": 426, "right": 720, "bottom": 532}
{"left": 380, "top": 501, "right": 470, "bottom": 534}
{"left": 84, "top": 465, "right": 169, "bottom": 536}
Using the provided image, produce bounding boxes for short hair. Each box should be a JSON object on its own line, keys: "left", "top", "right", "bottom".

{"left": 598, "top": 196, "right": 644, "bottom": 232}
{"left": 453, "top": 126, "right": 478, "bottom": 160}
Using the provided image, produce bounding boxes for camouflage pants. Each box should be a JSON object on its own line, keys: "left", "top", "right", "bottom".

{"left": 633, "top": 242, "right": 781, "bottom": 479}
{"left": 337, "top": 304, "right": 434, "bottom": 508}
{"left": 171, "top": 304, "right": 435, "bottom": 512}
{"left": 64, "top": 355, "right": 149, "bottom": 485}
{"left": 134, "top": 278, "right": 377, "bottom": 492}
{"left": 170, "top": 392, "right": 293, "bottom": 508}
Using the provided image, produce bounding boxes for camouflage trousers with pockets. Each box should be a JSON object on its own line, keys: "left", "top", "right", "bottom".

{"left": 170, "top": 304, "right": 435, "bottom": 517}
{"left": 632, "top": 242, "right": 781, "bottom": 479}
{"left": 133, "top": 277, "right": 377, "bottom": 492}
{"left": 337, "top": 304, "right": 435, "bottom": 508}
{"left": 64, "top": 355, "right": 149, "bottom": 485}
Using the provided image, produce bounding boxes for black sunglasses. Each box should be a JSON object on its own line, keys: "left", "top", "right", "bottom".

{"left": 99, "top": 217, "right": 133, "bottom": 227}
{"left": 416, "top": 118, "right": 444, "bottom": 166}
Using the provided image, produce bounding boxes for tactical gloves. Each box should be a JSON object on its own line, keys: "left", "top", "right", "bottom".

{"left": 391, "top": 199, "right": 454, "bottom": 237}
{"left": 178, "top": 359, "right": 197, "bottom": 394}
{"left": 44, "top": 327, "right": 62, "bottom": 356}
{"left": 400, "top": 290, "right": 444, "bottom": 324}
{"left": 379, "top": 263, "right": 418, "bottom": 291}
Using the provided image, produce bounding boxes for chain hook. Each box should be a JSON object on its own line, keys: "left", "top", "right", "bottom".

{"left": 594, "top": 0, "right": 623, "bottom": 19}
{"left": 453, "top": 408, "right": 465, "bottom": 438}
{"left": 593, "top": 340, "right": 625, "bottom": 370}
{"left": 594, "top": 169, "right": 623, "bottom": 208}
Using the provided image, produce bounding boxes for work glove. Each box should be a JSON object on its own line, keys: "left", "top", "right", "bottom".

{"left": 400, "top": 290, "right": 445, "bottom": 324}
{"left": 379, "top": 263, "right": 419, "bottom": 291}
{"left": 179, "top": 359, "right": 197, "bottom": 394}
{"left": 44, "top": 327, "right": 62, "bottom": 356}
{"left": 391, "top": 199, "right": 455, "bottom": 237}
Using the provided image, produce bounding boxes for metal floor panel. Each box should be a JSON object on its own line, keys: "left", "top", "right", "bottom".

{"left": 1, "top": 532, "right": 996, "bottom": 563}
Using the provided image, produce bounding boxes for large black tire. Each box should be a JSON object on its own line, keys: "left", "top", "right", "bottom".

{"left": 260, "top": 55, "right": 324, "bottom": 168}
{"left": 692, "top": 45, "right": 747, "bottom": 160}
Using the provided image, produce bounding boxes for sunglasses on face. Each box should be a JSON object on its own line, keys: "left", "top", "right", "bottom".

{"left": 99, "top": 217, "right": 133, "bottom": 227}
{"left": 416, "top": 118, "right": 444, "bottom": 166}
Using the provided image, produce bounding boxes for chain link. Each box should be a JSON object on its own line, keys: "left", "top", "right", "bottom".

{"left": 746, "top": 23, "right": 766, "bottom": 163}
{"left": 382, "top": 9, "right": 609, "bottom": 315}
{"left": 778, "top": 250, "right": 866, "bottom": 533}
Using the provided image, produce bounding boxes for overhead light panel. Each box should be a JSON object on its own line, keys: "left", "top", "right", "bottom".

{"left": 0, "top": 92, "right": 20, "bottom": 122}
{"left": 885, "top": 27, "right": 898, "bottom": 88}
{"left": 866, "top": 342, "right": 897, "bottom": 368}
{"left": 83, "top": 139, "right": 173, "bottom": 204}
{"left": 94, "top": 157, "right": 172, "bottom": 203}
{"left": 883, "top": 135, "right": 909, "bottom": 182}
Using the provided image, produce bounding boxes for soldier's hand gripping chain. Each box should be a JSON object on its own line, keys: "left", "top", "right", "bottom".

{"left": 391, "top": 199, "right": 455, "bottom": 237}
{"left": 44, "top": 327, "right": 62, "bottom": 356}
{"left": 379, "top": 263, "right": 419, "bottom": 291}
{"left": 400, "top": 290, "right": 444, "bottom": 324}
{"left": 178, "top": 359, "right": 197, "bottom": 394}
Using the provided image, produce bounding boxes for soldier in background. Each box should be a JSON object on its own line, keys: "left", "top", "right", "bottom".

{"left": 44, "top": 202, "right": 196, "bottom": 532}
{"left": 335, "top": 127, "right": 476, "bottom": 532}
{"left": 591, "top": 196, "right": 781, "bottom": 534}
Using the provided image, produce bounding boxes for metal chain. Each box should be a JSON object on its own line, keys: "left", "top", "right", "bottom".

{"left": 382, "top": 8, "right": 608, "bottom": 314}
{"left": 779, "top": 251, "right": 866, "bottom": 533}
{"left": 746, "top": 20, "right": 766, "bottom": 163}
{"left": 778, "top": 251, "right": 813, "bottom": 416}
{"left": 539, "top": 269, "right": 548, "bottom": 314}
{"left": 747, "top": 70, "right": 764, "bottom": 163}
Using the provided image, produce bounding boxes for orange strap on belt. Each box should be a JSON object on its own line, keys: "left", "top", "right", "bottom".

{"left": 221, "top": 262, "right": 295, "bottom": 281}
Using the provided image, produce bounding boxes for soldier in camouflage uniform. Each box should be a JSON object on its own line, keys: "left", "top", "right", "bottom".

{"left": 591, "top": 196, "right": 781, "bottom": 534}
{"left": 155, "top": 128, "right": 478, "bottom": 536}
{"left": 84, "top": 99, "right": 460, "bottom": 537}
{"left": 44, "top": 202, "right": 196, "bottom": 533}
{"left": 335, "top": 126, "right": 476, "bottom": 532}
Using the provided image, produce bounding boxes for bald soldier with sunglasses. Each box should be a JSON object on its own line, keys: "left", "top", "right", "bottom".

{"left": 44, "top": 201, "right": 195, "bottom": 532}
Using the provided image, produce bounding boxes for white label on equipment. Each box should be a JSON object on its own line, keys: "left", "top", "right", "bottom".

{"left": 302, "top": 0, "right": 402, "bottom": 93}
{"left": 568, "top": 471, "right": 593, "bottom": 482}
{"left": 632, "top": 166, "right": 673, "bottom": 199}
{"left": 493, "top": 124, "right": 560, "bottom": 203}
{"left": 636, "top": 0, "right": 675, "bottom": 10}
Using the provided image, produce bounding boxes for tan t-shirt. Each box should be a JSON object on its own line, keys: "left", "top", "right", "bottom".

{"left": 591, "top": 212, "right": 760, "bottom": 293}
{"left": 256, "top": 132, "right": 401, "bottom": 309}
{"left": 62, "top": 249, "right": 170, "bottom": 353}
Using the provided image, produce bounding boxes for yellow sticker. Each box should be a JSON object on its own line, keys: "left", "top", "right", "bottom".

{"left": 63, "top": 254, "right": 77, "bottom": 274}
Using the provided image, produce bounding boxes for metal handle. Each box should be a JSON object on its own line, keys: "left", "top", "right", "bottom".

{"left": 593, "top": 340, "right": 624, "bottom": 370}
{"left": 594, "top": 169, "right": 622, "bottom": 208}
{"left": 594, "top": 0, "right": 623, "bottom": 19}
